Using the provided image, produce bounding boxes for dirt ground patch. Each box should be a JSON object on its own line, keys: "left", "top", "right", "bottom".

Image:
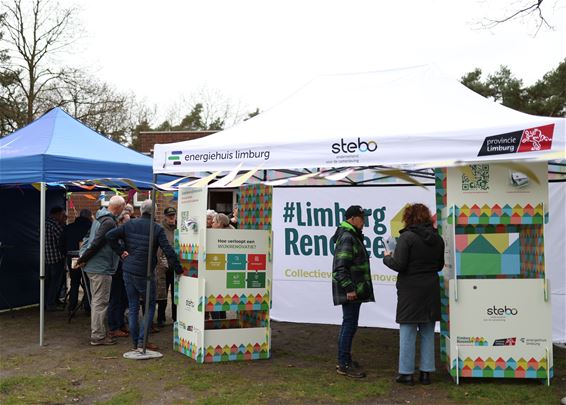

{"left": 1, "top": 307, "right": 564, "bottom": 404}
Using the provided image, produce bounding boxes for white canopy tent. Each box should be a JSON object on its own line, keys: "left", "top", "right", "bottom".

{"left": 153, "top": 65, "right": 565, "bottom": 175}
{"left": 151, "top": 65, "right": 566, "bottom": 342}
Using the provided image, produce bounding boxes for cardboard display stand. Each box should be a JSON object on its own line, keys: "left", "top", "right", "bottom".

{"left": 173, "top": 185, "right": 273, "bottom": 363}
{"left": 437, "top": 162, "right": 553, "bottom": 384}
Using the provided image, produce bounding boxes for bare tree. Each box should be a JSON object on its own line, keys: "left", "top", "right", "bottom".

{"left": 164, "top": 86, "right": 246, "bottom": 131}
{"left": 1, "top": 0, "right": 79, "bottom": 124}
{"left": 480, "top": 0, "right": 558, "bottom": 34}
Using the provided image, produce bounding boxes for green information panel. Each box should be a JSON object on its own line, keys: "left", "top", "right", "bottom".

{"left": 227, "top": 254, "right": 247, "bottom": 270}
{"left": 206, "top": 254, "right": 226, "bottom": 270}
{"left": 227, "top": 272, "right": 246, "bottom": 288}
{"left": 247, "top": 272, "right": 266, "bottom": 288}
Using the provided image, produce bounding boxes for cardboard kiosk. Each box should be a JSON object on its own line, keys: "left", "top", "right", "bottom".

{"left": 437, "top": 162, "right": 553, "bottom": 384}
{"left": 173, "top": 185, "right": 273, "bottom": 363}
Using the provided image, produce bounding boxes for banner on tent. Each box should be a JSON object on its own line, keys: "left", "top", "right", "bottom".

{"left": 270, "top": 184, "right": 566, "bottom": 343}
{"left": 271, "top": 185, "right": 434, "bottom": 330}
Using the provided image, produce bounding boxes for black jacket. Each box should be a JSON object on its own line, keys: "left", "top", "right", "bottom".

{"left": 106, "top": 213, "right": 182, "bottom": 277}
{"left": 63, "top": 216, "right": 92, "bottom": 252}
{"left": 383, "top": 223, "right": 444, "bottom": 323}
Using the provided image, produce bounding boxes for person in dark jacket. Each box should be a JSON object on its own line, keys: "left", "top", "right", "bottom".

{"left": 383, "top": 203, "right": 444, "bottom": 386}
{"left": 332, "top": 205, "right": 374, "bottom": 378}
{"left": 44, "top": 206, "right": 67, "bottom": 311}
{"left": 63, "top": 209, "right": 92, "bottom": 313}
{"left": 107, "top": 211, "right": 131, "bottom": 338}
{"left": 76, "top": 197, "right": 125, "bottom": 346}
{"left": 106, "top": 199, "right": 182, "bottom": 351}
{"left": 155, "top": 206, "right": 177, "bottom": 327}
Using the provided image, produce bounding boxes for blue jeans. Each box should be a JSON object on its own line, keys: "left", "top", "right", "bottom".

{"left": 399, "top": 322, "right": 436, "bottom": 374}
{"left": 45, "top": 262, "right": 65, "bottom": 309}
{"left": 108, "top": 267, "right": 128, "bottom": 331}
{"left": 338, "top": 302, "right": 362, "bottom": 367}
{"left": 123, "top": 272, "right": 156, "bottom": 349}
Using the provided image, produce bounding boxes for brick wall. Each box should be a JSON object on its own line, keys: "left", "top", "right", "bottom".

{"left": 139, "top": 130, "right": 217, "bottom": 154}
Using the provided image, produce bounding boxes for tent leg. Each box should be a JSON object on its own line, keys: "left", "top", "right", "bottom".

{"left": 141, "top": 175, "right": 157, "bottom": 354}
{"left": 39, "top": 182, "right": 46, "bottom": 346}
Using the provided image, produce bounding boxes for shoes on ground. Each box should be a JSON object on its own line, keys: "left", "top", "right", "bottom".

{"left": 396, "top": 374, "right": 414, "bottom": 385}
{"left": 137, "top": 342, "right": 159, "bottom": 351}
{"left": 109, "top": 329, "right": 129, "bottom": 338}
{"left": 150, "top": 326, "right": 160, "bottom": 334}
{"left": 90, "top": 337, "right": 117, "bottom": 346}
{"left": 336, "top": 363, "right": 366, "bottom": 378}
{"left": 419, "top": 371, "right": 431, "bottom": 385}
{"left": 336, "top": 360, "right": 361, "bottom": 370}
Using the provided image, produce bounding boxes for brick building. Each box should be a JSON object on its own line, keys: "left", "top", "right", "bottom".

{"left": 138, "top": 130, "right": 217, "bottom": 155}
{"left": 68, "top": 130, "right": 219, "bottom": 224}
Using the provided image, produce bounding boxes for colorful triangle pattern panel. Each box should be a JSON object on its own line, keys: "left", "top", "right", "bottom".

{"left": 203, "top": 342, "right": 270, "bottom": 363}
{"left": 450, "top": 356, "right": 553, "bottom": 379}
{"left": 448, "top": 204, "right": 545, "bottom": 225}
{"left": 520, "top": 225, "right": 545, "bottom": 278}
{"left": 238, "top": 184, "right": 272, "bottom": 230}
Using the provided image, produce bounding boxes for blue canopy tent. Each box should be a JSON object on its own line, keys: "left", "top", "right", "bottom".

{"left": 0, "top": 108, "right": 154, "bottom": 345}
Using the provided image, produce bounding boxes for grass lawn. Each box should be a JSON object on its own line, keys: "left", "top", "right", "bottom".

{"left": 1, "top": 308, "right": 564, "bottom": 404}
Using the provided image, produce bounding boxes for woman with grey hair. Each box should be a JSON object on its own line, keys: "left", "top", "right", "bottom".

{"left": 212, "top": 213, "right": 234, "bottom": 229}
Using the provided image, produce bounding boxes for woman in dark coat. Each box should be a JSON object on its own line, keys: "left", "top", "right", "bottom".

{"left": 383, "top": 203, "right": 444, "bottom": 386}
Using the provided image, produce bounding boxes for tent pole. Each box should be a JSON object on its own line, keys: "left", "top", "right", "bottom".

{"left": 39, "top": 182, "right": 46, "bottom": 346}
{"left": 142, "top": 175, "right": 157, "bottom": 353}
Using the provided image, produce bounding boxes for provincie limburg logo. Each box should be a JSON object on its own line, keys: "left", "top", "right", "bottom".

{"left": 332, "top": 138, "right": 378, "bottom": 154}
{"left": 477, "top": 124, "right": 554, "bottom": 156}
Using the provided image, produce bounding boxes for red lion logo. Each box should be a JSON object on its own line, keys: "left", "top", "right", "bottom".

{"left": 518, "top": 124, "right": 554, "bottom": 153}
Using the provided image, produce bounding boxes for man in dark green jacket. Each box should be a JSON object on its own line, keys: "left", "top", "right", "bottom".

{"left": 332, "top": 205, "right": 375, "bottom": 378}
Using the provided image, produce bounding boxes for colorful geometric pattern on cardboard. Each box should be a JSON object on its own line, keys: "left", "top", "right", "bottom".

{"left": 238, "top": 184, "right": 272, "bottom": 230}
{"left": 204, "top": 342, "right": 270, "bottom": 363}
{"left": 520, "top": 225, "right": 545, "bottom": 278}
{"left": 173, "top": 323, "right": 202, "bottom": 363}
{"left": 447, "top": 204, "right": 546, "bottom": 225}
{"left": 450, "top": 356, "right": 553, "bottom": 379}
{"left": 456, "top": 233, "right": 520, "bottom": 276}
{"left": 199, "top": 292, "right": 270, "bottom": 312}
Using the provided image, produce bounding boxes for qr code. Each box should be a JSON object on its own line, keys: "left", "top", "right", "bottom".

{"left": 462, "top": 164, "right": 490, "bottom": 191}
{"left": 180, "top": 211, "right": 191, "bottom": 232}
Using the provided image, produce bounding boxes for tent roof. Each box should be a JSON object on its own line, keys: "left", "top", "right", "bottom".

{"left": 0, "top": 108, "right": 153, "bottom": 186}
{"left": 153, "top": 65, "right": 565, "bottom": 175}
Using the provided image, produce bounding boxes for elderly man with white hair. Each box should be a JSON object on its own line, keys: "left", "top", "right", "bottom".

{"left": 106, "top": 199, "right": 182, "bottom": 352}
{"left": 76, "top": 195, "right": 126, "bottom": 346}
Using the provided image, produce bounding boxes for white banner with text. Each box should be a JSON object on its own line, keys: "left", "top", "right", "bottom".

{"left": 271, "top": 183, "right": 566, "bottom": 343}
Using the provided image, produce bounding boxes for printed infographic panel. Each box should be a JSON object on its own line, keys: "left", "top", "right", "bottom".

{"left": 175, "top": 276, "right": 205, "bottom": 362}
{"left": 448, "top": 279, "right": 553, "bottom": 378}
{"left": 446, "top": 162, "right": 548, "bottom": 215}
{"left": 204, "top": 229, "right": 272, "bottom": 297}
{"left": 177, "top": 187, "right": 207, "bottom": 263}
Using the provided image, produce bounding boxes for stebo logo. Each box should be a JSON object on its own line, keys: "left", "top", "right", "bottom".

{"left": 332, "top": 138, "right": 378, "bottom": 154}
{"left": 486, "top": 305, "right": 518, "bottom": 316}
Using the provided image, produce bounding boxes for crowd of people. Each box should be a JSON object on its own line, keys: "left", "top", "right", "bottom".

{"left": 46, "top": 197, "right": 443, "bottom": 383}
{"left": 45, "top": 197, "right": 183, "bottom": 352}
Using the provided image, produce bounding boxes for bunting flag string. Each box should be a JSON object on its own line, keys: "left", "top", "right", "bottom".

{"left": 208, "top": 163, "right": 243, "bottom": 188}
{"left": 226, "top": 167, "right": 261, "bottom": 187}
{"left": 324, "top": 168, "right": 354, "bottom": 181}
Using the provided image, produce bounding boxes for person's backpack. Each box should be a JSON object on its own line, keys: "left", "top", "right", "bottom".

{"left": 79, "top": 218, "right": 101, "bottom": 258}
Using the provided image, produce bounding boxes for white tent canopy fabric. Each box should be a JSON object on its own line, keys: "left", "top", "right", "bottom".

{"left": 153, "top": 65, "right": 565, "bottom": 175}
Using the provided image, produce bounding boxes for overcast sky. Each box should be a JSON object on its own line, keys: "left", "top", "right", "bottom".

{"left": 66, "top": 0, "right": 566, "bottom": 121}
